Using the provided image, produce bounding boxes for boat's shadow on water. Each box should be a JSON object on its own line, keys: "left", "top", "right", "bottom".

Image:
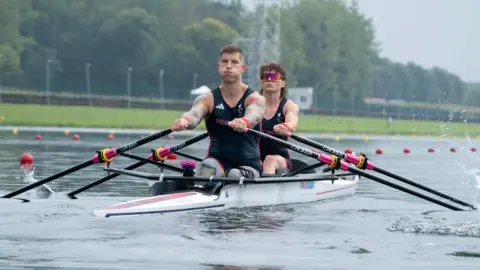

{"left": 201, "top": 263, "right": 283, "bottom": 270}
{"left": 195, "top": 205, "right": 296, "bottom": 235}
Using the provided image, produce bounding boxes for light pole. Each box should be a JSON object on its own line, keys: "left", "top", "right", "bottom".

{"left": 193, "top": 73, "right": 198, "bottom": 90}
{"left": 85, "top": 62, "right": 92, "bottom": 106}
{"left": 127, "top": 67, "right": 133, "bottom": 109}
{"left": 0, "top": 54, "right": 3, "bottom": 103}
{"left": 351, "top": 88, "right": 356, "bottom": 116}
{"left": 159, "top": 69, "right": 165, "bottom": 109}
{"left": 46, "top": 59, "right": 52, "bottom": 105}
{"left": 333, "top": 84, "right": 338, "bottom": 116}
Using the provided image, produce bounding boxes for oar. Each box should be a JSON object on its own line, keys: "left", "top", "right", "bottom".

{"left": 289, "top": 133, "right": 477, "bottom": 210}
{"left": 103, "top": 167, "right": 341, "bottom": 184}
{"left": 66, "top": 132, "right": 208, "bottom": 198}
{"left": 2, "top": 128, "right": 173, "bottom": 199}
{"left": 247, "top": 128, "right": 467, "bottom": 211}
{"left": 174, "top": 151, "right": 203, "bottom": 162}
{"left": 119, "top": 153, "right": 185, "bottom": 173}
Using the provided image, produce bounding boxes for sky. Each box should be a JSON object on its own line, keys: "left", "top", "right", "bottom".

{"left": 241, "top": 0, "right": 480, "bottom": 82}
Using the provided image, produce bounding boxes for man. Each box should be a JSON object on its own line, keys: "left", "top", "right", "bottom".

{"left": 171, "top": 44, "right": 266, "bottom": 181}
{"left": 258, "top": 63, "right": 299, "bottom": 176}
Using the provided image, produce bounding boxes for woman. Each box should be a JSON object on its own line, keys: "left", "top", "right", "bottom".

{"left": 258, "top": 63, "right": 299, "bottom": 176}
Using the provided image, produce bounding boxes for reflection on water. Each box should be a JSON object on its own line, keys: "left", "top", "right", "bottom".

{"left": 198, "top": 206, "right": 296, "bottom": 235}
{"left": 203, "top": 264, "right": 283, "bottom": 270}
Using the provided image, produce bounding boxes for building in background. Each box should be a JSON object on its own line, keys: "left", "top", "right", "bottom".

{"left": 288, "top": 87, "right": 313, "bottom": 113}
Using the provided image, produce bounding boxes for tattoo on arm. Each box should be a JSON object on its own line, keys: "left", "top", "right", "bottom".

{"left": 244, "top": 95, "right": 266, "bottom": 127}
{"left": 183, "top": 95, "right": 208, "bottom": 129}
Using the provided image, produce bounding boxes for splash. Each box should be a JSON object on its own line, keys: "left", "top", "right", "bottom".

{"left": 387, "top": 216, "right": 480, "bottom": 238}
{"left": 21, "top": 167, "right": 55, "bottom": 199}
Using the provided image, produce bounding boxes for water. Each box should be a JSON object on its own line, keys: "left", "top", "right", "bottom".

{"left": 1, "top": 130, "right": 480, "bottom": 270}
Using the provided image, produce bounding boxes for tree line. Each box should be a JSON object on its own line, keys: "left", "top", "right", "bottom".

{"left": 0, "top": 0, "right": 477, "bottom": 108}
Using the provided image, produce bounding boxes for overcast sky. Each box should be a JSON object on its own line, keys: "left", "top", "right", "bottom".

{"left": 241, "top": 0, "right": 480, "bottom": 82}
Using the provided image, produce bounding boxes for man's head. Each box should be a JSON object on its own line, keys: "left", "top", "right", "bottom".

{"left": 259, "top": 63, "right": 287, "bottom": 98}
{"left": 217, "top": 44, "right": 246, "bottom": 84}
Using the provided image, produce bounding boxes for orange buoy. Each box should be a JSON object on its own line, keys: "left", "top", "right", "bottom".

{"left": 167, "top": 153, "right": 177, "bottom": 160}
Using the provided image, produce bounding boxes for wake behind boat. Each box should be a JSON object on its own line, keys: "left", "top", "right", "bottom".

{"left": 93, "top": 165, "right": 359, "bottom": 218}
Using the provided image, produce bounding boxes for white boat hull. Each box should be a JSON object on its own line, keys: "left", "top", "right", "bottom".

{"left": 94, "top": 174, "right": 359, "bottom": 218}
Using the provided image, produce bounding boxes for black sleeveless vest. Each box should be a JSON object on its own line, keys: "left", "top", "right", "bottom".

{"left": 205, "top": 87, "right": 261, "bottom": 162}
{"left": 260, "top": 97, "right": 290, "bottom": 161}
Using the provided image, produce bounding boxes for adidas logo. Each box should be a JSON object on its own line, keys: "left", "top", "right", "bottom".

{"left": 215, "top": 104, "right": 225, "bottom": 110}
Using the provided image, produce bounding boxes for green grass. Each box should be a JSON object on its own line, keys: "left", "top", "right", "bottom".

{"left": 0, "top": 103, "right": 479, "bottom": 137}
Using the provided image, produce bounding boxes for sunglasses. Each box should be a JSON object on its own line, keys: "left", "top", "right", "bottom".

{"left": 261, "top": 72, "right": 282, "bottom": 81}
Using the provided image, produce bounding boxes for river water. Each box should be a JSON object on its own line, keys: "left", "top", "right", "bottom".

{"left": 1, "top": 129, "right": 480, "bottom": 270}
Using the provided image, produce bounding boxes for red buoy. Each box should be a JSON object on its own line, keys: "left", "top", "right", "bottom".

{"left": 168, "top": 135, "right": 174, "bottom": 140}
{"left": 20, "top": 153, "right": 34, "bottom": 169}
{"left": 72, "top": 134, "right": 80, "bottom": 140}
{"left": 471, "top": 147, "right": 477, "bottom": 152}
{"left": 450, "top": 147, "right": 456, "bottom": 153}
{"left": 375, "top": 148, "right": 383, "bottom": 155}
{"left": 428, "top": 148, "right": 435, "bottom": 153}
{"left": 107, "top": 134, "right": 114, "bottom": 140}
{"left": 35, "top": 134, "right": 42, "bottom": 140}
{"left": 344, "top": 148, "right": 353, "bottom": 154}
{"left": 403, "top": 148, "right": 410, "bottom": 154}
{"left": 167, "top": 153, "right": 177, "bottom": 160}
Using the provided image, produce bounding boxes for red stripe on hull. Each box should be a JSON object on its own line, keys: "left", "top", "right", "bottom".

{"left": 104, "top": 192, "right": 194, "bottom": 210}
{"left": 316, "top": 184, "right": 356, "bottom": 196}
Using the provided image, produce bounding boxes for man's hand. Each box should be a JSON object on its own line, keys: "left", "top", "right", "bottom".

{"left": 273, "top": 123, "right": 290, "bottom": 136}
{"left": 228, "top": 118, "right": 248, "bottom": 132}
{"left": 171, "top": 117, "right": 189, "bottom": 131}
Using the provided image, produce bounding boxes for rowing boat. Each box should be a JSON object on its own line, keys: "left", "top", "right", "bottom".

{"left": 93, "top": 168, "right": 359, "bottom": 218}
{"left": 3, "top": 127, "right": 475, "bottom": 214}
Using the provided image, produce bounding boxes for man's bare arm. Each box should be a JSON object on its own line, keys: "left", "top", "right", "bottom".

{"left": 283, "top": 101, "right": 299, "bottom": 132}
{"left": 182, "top": 94, "right": 210, "bottom": 129}
{"left": 243, "top": 93, "right": 266, "bottom": 127}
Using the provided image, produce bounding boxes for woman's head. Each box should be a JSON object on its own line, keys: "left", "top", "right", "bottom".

{"left": 259, "top": 63, "right": 287, "bottom": 98}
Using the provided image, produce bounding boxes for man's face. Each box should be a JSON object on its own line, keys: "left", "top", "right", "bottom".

{"left": 217, "top": 52, "right": 246, "bottom": 83}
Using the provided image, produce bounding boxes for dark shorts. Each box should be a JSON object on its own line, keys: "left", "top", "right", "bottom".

{"left": 206, "top": 156, "right": 263, "bottom": 176}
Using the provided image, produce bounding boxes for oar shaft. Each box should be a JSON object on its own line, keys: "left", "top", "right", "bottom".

{"left": 290, "top": 134, "right": 476, "bottom": 210}
{"left": 348, "top": 167, "right": 464, "bottom": 211}
{"left": 67, "top": 161, "right": 146, "bottom": 198}
{"left": 290, "top": 134, "right": 346, "bottom": 158}
{"left": 2, "top": 160, "right": 94, "bottom": 198}
{"left": 67, "top": 132, "right": 206, "bottom": 198}
{"left": 248, "top": 129, "right": 467, "bottom": 211}
{"left": 2, "top": 128, "right": 173, "bottom": 198}
{"left": 174, "top": 151, "right": 203, "bottom": 162}
{"left": 374, "top": 167, "right": 477, "bottom": 210}
{"left": 119, "top": 153, "right": 185, "bottom": 173}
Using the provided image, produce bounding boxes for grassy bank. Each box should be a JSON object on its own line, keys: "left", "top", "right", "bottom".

{"left": 0, "top": 103, "right": 479, "bottom": 136}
